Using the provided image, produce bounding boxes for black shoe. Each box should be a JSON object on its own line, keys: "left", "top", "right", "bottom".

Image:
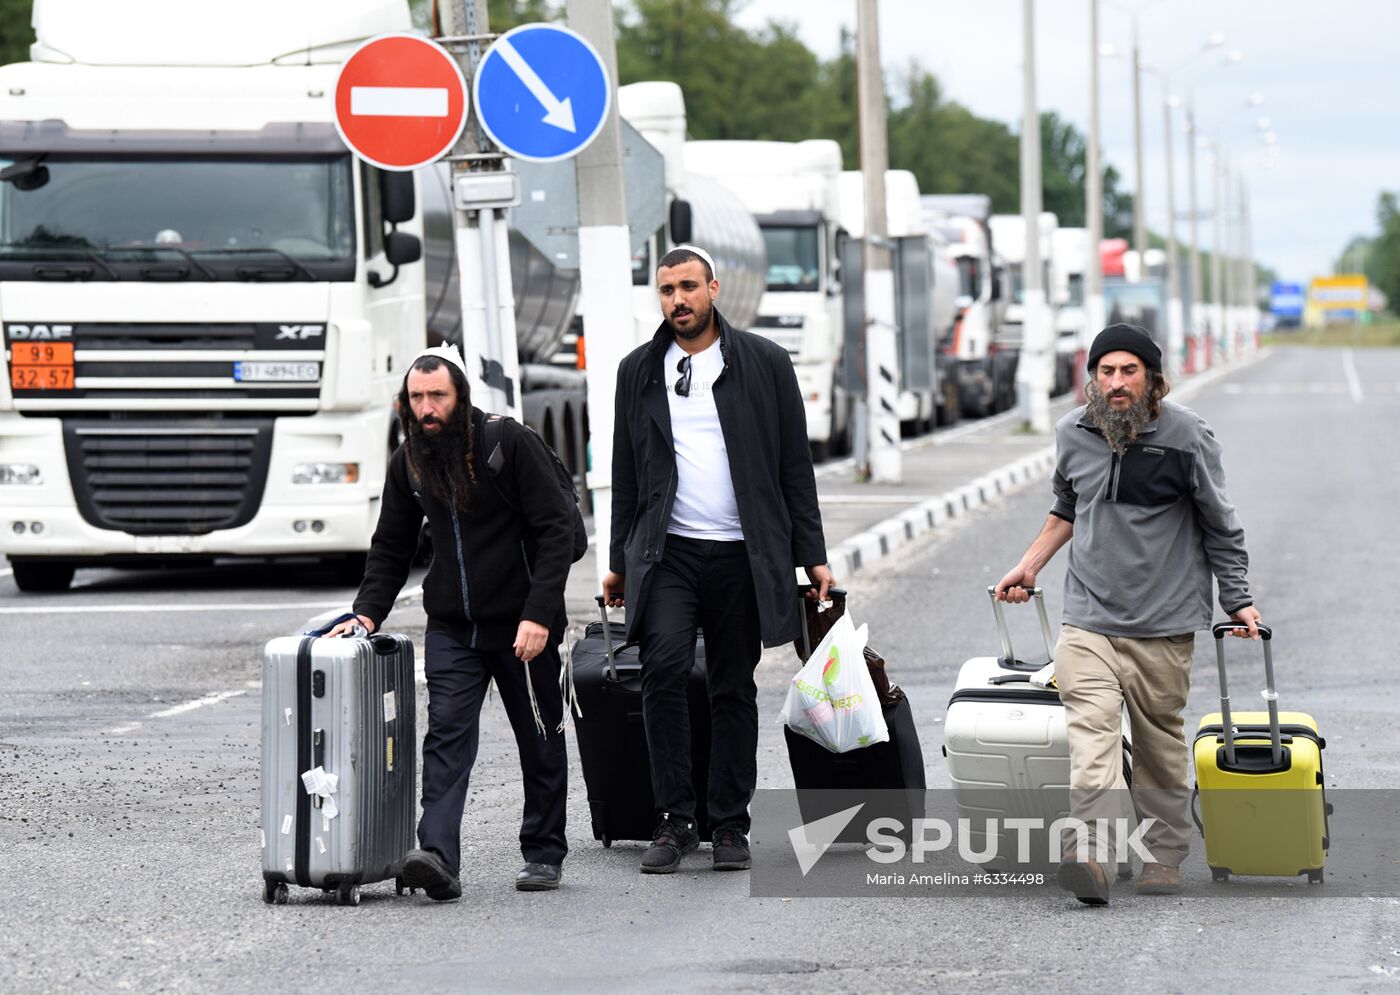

{"left": 640, "top": 813, "right": 699, "bottom": 874}
{"left": 1056, "top": 858, "right": 1110, "bottom": 906}
{"left": 711, "top": 825, "right": 751, "bottom": 871}
{"left": 515, "top": 862, "right": 562, "bottom": 891}
{"left": 400, "top": 848, "right": 462, "bottom": 901}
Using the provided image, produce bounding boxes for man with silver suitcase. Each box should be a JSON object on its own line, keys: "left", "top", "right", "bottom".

{"left": 995, "top": 324, "right": 1262, "bottom": 905}
{"left": 327, "top": 344, "right": 578, "bottom": 898}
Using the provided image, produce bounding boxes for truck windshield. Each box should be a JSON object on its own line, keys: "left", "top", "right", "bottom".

{"left": 1066, "top": 273, "right": 1084, "bottom": 306}
{"left": 956, "top": 257, "right": 981, "bottom": 299}
{"left": 1008, "top": 263, "right": 1025, "bottom": 305}
{"left": 0, "top": 155, "right": 354, "bottom": 280}
{"left": 760, "top": 224, "right": 820, "bottom": 292}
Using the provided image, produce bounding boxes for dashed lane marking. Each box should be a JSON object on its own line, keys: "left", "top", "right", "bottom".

{"left": 1343, "top": 349, "right": 1365, "bottom": 404}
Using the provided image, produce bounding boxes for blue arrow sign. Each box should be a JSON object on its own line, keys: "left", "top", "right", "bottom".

{"left": 472, "top": 23, "right": 611, "bottom": 163}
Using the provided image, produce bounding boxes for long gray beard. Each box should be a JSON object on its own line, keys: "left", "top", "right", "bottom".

{"left": 1085, "top": 379, "right": 1153, "bottom": 455}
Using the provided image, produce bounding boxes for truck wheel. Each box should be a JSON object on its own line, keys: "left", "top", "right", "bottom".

{"left": 937, "top": 380, "right": 961, "bottom": 427}
{"left": 10, "top": 560, "right": 75, "bottom": 593}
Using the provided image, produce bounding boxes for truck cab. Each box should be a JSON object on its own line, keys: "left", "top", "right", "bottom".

{"left": 684, "top": 139, "right": 849, "bottom": 459}
{"left": 0, "top": 2, "right": 424, "bottom": 590}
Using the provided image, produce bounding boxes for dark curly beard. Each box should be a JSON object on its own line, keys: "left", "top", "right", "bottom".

{"left": 404, "top": 401, "right": 474, "bottom": 512}
{"left": 1085, "top": 378, "right": 1154, "bottom": 455}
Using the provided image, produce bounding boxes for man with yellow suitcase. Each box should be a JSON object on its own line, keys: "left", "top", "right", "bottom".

{"left": 996, "top": 324, "right": 1262, "bottom": 905}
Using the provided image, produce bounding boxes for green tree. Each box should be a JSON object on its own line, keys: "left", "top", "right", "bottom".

{"left": 887, "top": 67, "right": 1019, "bottom": 212}
{"left": 1366, "top": 192, "right": 1400, "bottom": 313}
{"left": 1, "top": 0, "right": 35, "bottom": 66}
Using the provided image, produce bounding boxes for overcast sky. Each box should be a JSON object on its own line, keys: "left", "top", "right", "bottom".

{"left": 733, "top": 0, "right": 1400, "bottom": 282}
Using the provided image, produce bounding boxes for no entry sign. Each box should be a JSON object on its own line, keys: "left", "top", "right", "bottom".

{"left": 333, "top": 34, "right": 468, "bottom": 171}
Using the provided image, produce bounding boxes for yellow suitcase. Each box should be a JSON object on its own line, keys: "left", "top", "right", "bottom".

{"left": 1192, "top": 622, "right": 1329, "bottom": 884}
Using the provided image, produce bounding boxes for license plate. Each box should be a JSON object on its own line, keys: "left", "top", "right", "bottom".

{"left": 233, "top": 361, "right": 319, "bottom": 383}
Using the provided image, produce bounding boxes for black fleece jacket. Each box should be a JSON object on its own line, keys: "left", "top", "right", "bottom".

{"left": 353, "top": 407, "right": 575, "bottom": 649}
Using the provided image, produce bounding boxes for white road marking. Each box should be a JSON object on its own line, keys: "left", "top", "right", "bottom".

{"left": 149, "top": 688, "right": 247, "bottom": 719}
{"left": 350, "top": 86, "right": 448, "bottom": 117}
{"left": 0, "top": 599, "right": 349, "bottom": 616}
{"left": 1342, "top": 348, "right": 1364, "bottom": 404}
{"left": 2, "top": 579, "right": 425, "bottom": 618}
{"left": 99, "top": 585, "right": 428, "bottom": 734}
{"left": 0, "top": 568, "right": 12, "bottom": 578}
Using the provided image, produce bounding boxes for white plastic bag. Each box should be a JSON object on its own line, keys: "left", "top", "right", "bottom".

{"left": 780, "top": 612, "right": 889, "bottom": 753}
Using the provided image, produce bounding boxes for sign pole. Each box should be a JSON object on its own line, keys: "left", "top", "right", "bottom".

{"left": 438, "top": 0, "right": 522, "bottom": 420}
{"left": 564, "top": 0, "right": 630, "bottom": 593}
{"left": 857, "top": 0, "right": 901, "bottom": 485}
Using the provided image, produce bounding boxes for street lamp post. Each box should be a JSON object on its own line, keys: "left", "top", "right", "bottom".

{"left": 1085, "top": 0, "right": 1105, "bottom": 389}
{"left": 1017, "top": 0, "right": 1052, "bottom": 433}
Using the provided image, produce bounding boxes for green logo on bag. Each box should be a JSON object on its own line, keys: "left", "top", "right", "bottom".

{"left": 822, "top": 647, "right": 841, "bottom": 687}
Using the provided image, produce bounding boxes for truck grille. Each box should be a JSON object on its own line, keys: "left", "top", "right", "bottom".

{"left": 62, "top": 421, "right": 273, "bottom": 536}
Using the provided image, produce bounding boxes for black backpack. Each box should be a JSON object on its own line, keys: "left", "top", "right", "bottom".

{"left": 481, "top": 414, "right": 589, "bottom": 563}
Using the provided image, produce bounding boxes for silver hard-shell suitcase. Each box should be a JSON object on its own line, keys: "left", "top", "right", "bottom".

{"left": 260, "top": 631, "right": 417, "bottom": 905}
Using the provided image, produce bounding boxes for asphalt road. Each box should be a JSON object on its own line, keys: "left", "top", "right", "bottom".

{"left": 2, "top": 345, "right": 1398, "bottom": 992}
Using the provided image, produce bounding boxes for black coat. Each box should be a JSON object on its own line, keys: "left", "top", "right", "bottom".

{"left": 609, "top": 311, "right": 828, "bottom": 647}
{"left": 354, "top": 407, "right": 575, "bottom": 649}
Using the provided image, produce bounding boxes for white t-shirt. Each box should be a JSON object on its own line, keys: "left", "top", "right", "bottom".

{"left": 664, "top": 338, "right": 744, "bottom": 541}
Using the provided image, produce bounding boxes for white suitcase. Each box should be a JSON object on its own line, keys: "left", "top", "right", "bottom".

{"left": 943, "top": 588, "right": 1131, "bottom": 872}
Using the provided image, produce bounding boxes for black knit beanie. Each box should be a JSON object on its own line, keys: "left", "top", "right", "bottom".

{"left": 1087, "top": 323, "right": 1162, "bottom": 373}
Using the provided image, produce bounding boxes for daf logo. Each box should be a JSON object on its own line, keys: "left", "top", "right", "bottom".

{"left": 276, "top": 324, "right": 325, "bottom": 341}
{"left": 1007, "top": 709, "right": 1025, "bottom": 721}
{"left": 8, "top": 324, "right": 73, "bottom": 341}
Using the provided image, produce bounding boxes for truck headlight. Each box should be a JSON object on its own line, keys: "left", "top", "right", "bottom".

{"left": 292, "top": 463, "right": 360, "bottom": 485}
{"left": 0, "top": 464, "right": 42, "bottom": 485}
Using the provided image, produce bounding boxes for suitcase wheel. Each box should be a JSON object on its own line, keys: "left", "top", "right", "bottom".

{"left": 1210, "top": 867, "right": 1230, "bottom": 883}
{"left": 1307, "top": 869, "right": 1324, "bottom": 885}
{"left": 601, "top": 835, "right": 612, "bottom": 849}
{"left": 262, "top": 881, "right": 289, "bottom": 905}
{"left": 336, "top": 883, "right": 361, "bottom": 907}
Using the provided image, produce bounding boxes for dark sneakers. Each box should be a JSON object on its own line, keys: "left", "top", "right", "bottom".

{"left": 400, "top": 848, "right": 462, "bottom": 902}
{"left": 711, "top": 826, "right": 751, "bottom": 871}
{"left": 515, "top": 862, "right": 562, "bottom": 891}
{"left": 639, "top": 814, "right": 699, "bottom": 874}
{"left": 1057, "top": 857, "right": 1111, "bottom": 906}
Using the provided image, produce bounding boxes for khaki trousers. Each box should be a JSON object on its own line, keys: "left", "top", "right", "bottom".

{"left": 1055, "top": 624, "right": 1196, "bottom": 868}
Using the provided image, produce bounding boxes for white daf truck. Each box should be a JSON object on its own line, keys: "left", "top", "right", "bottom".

{"left": 0, "top": 1, "right": 425, "bottom": 591}
{"left": 683, "top": 139, "right": 850, "bottom": 459}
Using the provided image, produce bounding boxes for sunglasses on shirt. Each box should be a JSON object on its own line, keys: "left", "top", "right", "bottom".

{"left": 675, "top": 355, "right": 692, "bottom": 397}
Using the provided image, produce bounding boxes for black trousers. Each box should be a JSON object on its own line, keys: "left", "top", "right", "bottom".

{"left": 417, "top": 629, "right": 568, "bottom": 872}
{"left": 636, "top": 536, "right": 763, "bottom": 832}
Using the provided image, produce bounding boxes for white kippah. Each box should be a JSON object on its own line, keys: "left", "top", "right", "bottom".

{"left": 667, "top": 243, "right": 716, "bottom": 277}
{"left": 410, "top": 343, "right": 468, "bottom": 378}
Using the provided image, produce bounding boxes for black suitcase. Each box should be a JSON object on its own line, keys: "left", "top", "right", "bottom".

{"left": 570, "top": 596, "right": 712, "bottom": 846}
{"left": 784, "top": 590, "right": 926, "bottom": 843}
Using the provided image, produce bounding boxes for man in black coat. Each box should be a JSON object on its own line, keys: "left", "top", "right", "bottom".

{"left": 326, "top": 345, "right": 576, "bottom": 898}
{"left": 603, "top": 245, "right": 835, "bottom": 874}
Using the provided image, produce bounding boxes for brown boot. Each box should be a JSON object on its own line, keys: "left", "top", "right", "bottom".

{"left": 1056, "top": 858, "right": 1110, "bottom": 905}
{"left": 1135, "top": 862, "right": 1180, "bottom": 895}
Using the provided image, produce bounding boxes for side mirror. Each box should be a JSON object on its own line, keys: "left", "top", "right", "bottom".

{"left": 369, "top": 232, "right": 422, "bottom": 288}
{"left": 380, "top": 171, "right": 416, "bottom": 224}
{"left": 991, "top": 272, "right": 1003, "bottom": 301}
{"left": 384, "top": 231, "right": 421, "bottom": 266}
{"left": 669, "top": 198, "right": 693, "bottom": 245}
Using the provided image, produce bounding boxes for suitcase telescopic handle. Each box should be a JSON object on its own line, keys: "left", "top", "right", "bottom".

{"left": 1211, "top": 622, "right": 1279, "bottom": 766}
{"left": 594, "top": 595, "right": 620, "bottom": 682}
{"left": 986, "top": 586, "right": 1054, "bottom": 670}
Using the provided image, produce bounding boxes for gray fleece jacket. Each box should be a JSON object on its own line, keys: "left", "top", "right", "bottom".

{"left": 1051, "top": 399, "right": 1252, "bottom": 638}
